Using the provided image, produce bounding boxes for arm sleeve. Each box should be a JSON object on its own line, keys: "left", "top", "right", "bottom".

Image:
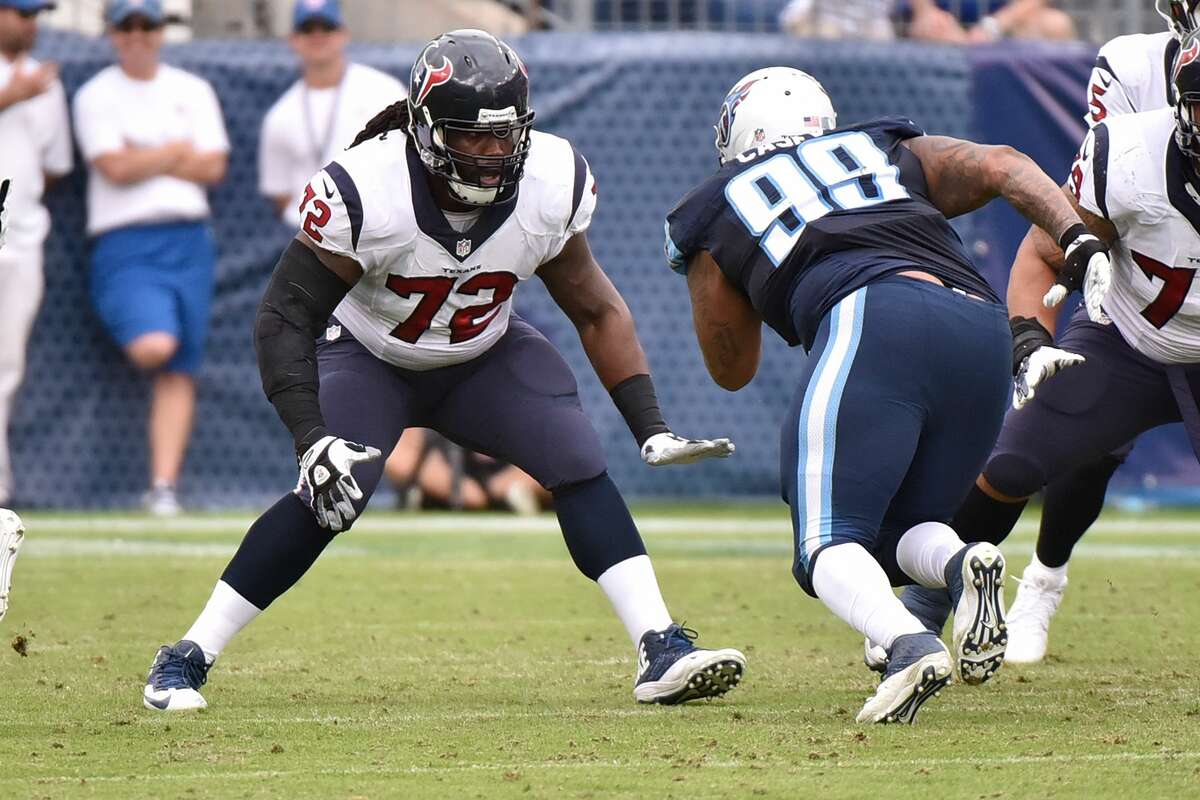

{"left": 41, "top": 80, "right": 73, "bottom": 176}
{"left": 255, "top": 239, "right": 352, "bottom": 454}
{"left": 190, "top": 79, "right": 231, "bottom": 154}
{"left": 72, "top": 84, "right": 125, "bottom": 162}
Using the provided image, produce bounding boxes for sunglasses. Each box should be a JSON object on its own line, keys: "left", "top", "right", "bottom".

{"left": 16, "top": 8, "right": 41, "bottom": 19}
{"left": 296, "top": 19, "right": 340, "bottom": 35}
{"left": 114, "top": 17, "right": 163, "bottom": 33}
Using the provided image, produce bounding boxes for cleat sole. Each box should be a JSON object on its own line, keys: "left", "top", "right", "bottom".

{"left": 953, "top": 545, "right": 1008, "bottom": 685}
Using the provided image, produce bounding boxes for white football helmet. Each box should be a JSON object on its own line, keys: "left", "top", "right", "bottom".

{"left": 714, "top": 67, "right": 837, "bottom": 165}
{"left": 1159, "top": 0, "right": 1200, "bottom": 38}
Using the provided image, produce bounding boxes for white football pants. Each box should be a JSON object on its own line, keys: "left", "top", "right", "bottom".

{"left": 0, "top": 249, "right": 44, "bottom": 503}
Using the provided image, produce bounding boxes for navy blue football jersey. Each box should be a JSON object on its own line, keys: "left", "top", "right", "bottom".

{"left": 666, "top": 117, "right": 998, "bottom": 349}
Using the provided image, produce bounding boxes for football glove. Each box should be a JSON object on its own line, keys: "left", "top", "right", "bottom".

{"left": 1042, "top": 223, "right": 1112, "bottom": 324}
{"left": 640, "top": 431, "right": 735, "bottom": 466}
{"left": 0, "top": 178, "right": 10, "bottom": 252}
{"left": 1013, "top": 346, "right": 1085, "bottom": 410}
{"left": 296, "top": 435, "right": 381, "bottom": 532}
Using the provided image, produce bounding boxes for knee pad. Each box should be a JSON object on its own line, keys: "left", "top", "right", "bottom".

{"left": 982, "top": 452, "right": 1046, "bottom": 500}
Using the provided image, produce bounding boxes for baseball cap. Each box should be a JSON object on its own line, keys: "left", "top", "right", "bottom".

{"left": 293, "top": 0, "right": 342, "bottom": 30}
{"left": 105, "top": 0, "right": 164, "bottom": 26}
{"left": 0, "top": 1, "right": 57, "bottom": 12}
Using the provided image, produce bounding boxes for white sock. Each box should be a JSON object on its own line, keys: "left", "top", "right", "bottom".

{"left": 1028, "top": 552, "right": 1068, "bottom": 580}
{"left": 896, "top": 521, "right": 966, "bottom": 588}
{"left": 596, "top": 555, "right": 674, "bottom": 647}
{"left": 812, "top": 543, "right": 926, "bottom": 651}
{"left": 182, "top": 580, "right": 262, "bottom": 663}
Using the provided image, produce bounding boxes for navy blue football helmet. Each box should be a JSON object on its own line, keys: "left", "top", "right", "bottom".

{"left": 407, "top": 29, "right": 535, "bottom": 206}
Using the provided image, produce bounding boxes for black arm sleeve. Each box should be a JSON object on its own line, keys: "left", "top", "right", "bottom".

{"left": 609, "top": 374, "right": 670, "bottom": 447}
{"left": 254, "top": 239, "right": 353, "bottom": 456}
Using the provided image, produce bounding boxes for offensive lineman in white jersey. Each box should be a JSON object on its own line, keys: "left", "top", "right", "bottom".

{"left": 939, "top": 34, "right": 1200, "bottom": 668}
{"left": 869, "top": 0, "right": 1200, "bottom": 672}
{"left": 142, "top": 30, "right": 745, "bottom": 712}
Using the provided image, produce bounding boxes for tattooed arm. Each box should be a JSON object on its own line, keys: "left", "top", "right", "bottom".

{"left": 903, "top": 135, "right": 1083, "bottom": 243}
{"left": 686, "top": 250, "right": 762, "bottom": 391}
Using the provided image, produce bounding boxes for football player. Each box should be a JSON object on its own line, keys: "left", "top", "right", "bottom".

{"left": 142, "top": 29, "right": 745, "bottom": 712}
{"left": 945, "top": 34, "right": 1200, "bottom": 665}
{"left": 868, "top": 0, "right": 1200, "bottom": 675}
{"left": 666, "top": 67, "right": 1108, "bottom": 723}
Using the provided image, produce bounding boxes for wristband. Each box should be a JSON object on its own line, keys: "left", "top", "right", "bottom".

{"left": 609, "top": 374, "right": 670, "bottom": 447}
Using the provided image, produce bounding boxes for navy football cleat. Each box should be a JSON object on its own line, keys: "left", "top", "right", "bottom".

{"left": 143, "top": 639, "right": 211, "bottom": 711}
{"left": 856, "top": 632, "right": 952, "bottom": 724}
{"left": 633, "top": 624, "right": 746, "bottom": 704}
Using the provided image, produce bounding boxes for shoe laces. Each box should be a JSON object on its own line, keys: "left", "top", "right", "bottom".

{"left": 152, "top": 647, "right": 209, "bottom": 690}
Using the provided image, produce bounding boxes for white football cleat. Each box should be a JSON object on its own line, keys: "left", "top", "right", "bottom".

{"left": 143, "top": 640, "right": 211, "bottom": 711}
{"left": 948, "top": 543, "right": 1008, "bottom": 684}
{"left": 633, "top": 624, "right": 745, "bottom": 704}
{"left": 1005, "top": 560, "right": 1067, "bottom": 664}
{"left": 856, "top": 633, "right": 952, "bottom": 724}
{"left": 0, "top": 508, "right": 24, "bottom": 623}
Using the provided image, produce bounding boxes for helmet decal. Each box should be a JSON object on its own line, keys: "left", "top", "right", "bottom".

{"left": 1178, "top": 38, "right": 1200, "bottom": 81}
{"left": 715, "top": 79, "right": 758, "bottom": 152}
{"left": 415, "top": 54, "right": 454, "bottom": 106}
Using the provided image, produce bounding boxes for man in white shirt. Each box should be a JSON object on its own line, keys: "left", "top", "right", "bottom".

{"left": 258, "top": 0, "right": 405, "bottom": 229}
{"left": 0, "top": 0, "right": 72, "bottom": 507}
{"left": 73, "top": 0, "right": 229, "bottom": 515}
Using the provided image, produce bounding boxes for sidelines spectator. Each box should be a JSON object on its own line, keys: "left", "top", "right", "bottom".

{"left": 0, "top": 0, "right": 71, "bottom": 507}
{"left": 258, "top": 0, "right": 405, "bottom": 229}
{"left": 72, "top": 0, "right": 229, "bottom": 514}
{"left": 906, "top": 0, "right": 1075, "bottom": 42}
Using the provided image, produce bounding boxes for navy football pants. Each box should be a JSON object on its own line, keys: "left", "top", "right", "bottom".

{"left": 782, "top": 277, "right": 1012, "bottom": 596}
{"left": 315, "top": 316, "right": 607, "bottom": 517}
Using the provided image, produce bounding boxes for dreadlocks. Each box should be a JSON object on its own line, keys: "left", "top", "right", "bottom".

{"left": 350, "top": 100, "right": 411, "bottom": 148}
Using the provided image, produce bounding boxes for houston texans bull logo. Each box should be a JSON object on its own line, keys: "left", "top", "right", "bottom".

{"left": 1177, "top": 37, "right": 1200, "bottom": 81}
{"left": 415, "top": 53, "right": 454, "bottom": 106}
{"left": 715, "top": 78, "right": 759, "bottom": 152}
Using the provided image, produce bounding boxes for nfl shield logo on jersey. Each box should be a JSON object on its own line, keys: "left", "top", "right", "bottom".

{"left": 456, "top": 239, "right": 472, "bottom": 257}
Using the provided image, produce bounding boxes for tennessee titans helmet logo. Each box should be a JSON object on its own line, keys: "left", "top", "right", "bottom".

{"left": 715, "top": 79, "right": 758, "bottom": 154}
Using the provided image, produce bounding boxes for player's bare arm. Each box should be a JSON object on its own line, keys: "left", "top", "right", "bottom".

{"left": 685, "top": 250, "right": 761, "bottom": 391}
{"left": 537, "top": 230, "right": 651, "bottom": 390}
{"left": 540, "top": 230, "right": 734, "bottom": 466}
{"left": 904, "top": 135, "right": 1081, "bottom": 240}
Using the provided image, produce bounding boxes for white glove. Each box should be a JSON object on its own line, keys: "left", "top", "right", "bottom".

{"left": 1043, "top": 226, "right": 1112, "bottom": 325}
{"left": 640, "top": 431, "right": 735, "bottom": 466}
{"left": 296, "top": 435, "right": 382, "bottom": 531}
{"left": 1013, "top": 346, "right": 1086, "bottom": 410}
{"left": 0, "top": 178, "right": 10, "bottom": 252}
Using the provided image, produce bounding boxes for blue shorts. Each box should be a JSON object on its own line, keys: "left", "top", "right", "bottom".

{"left": 781, "top": 277, "right": 1012, "bottom": 596}
{"left": 90, "top": 220, "right": 216, "bottom": 374}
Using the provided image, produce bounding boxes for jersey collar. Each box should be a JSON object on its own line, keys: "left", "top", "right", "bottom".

{"left": 406, "top": 143, "right": 518, "bottom": 262}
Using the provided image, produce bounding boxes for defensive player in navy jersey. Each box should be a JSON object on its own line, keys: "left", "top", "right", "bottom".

{"left": 666, "top": 68, "right": 1111, "bottom": 723}
{"left": 141, "top": 30, "right": 745, "bottom": 712}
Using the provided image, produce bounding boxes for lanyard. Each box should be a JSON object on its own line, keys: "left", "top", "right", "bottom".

{"left": 301, "top": 72, "right": 346, "bottom": 171}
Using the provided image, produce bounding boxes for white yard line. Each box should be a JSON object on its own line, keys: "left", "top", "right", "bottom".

{"left": 19, "top": 749, "right": 1200, "bottom": 784}
{"left": 19, "top": 514, "right": 1200, "bottom": 536}
{"left": 18, "top": 536, "right": 1200, "bottom": 560}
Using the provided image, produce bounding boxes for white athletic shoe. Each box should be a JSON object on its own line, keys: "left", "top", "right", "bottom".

{"left": 633, "top": 624, "right": 746, "bottom": 704}
{"left": 1005, "top": 561, "right": 1067, "bottom": 664}
{"left": 948, "top": 543, "right": 1008, "bottom": 684}
{"left": 143, "top": 483, "right": 182, "bottom": 517}
{"left": 0, "top": 508, "right": 24, "bottom": 623}
{"left": 856, "top": 633, "right": 952, "bottom": 724}
{"left": 143, "top": 640, "right": 211, "bottom": 711}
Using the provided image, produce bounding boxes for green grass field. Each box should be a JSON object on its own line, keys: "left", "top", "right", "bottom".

{"left": 2, "top": 504, "right": 1198, "bottom": 799}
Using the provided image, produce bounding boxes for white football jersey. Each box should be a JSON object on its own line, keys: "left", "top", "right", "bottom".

{"left": 297, "top": 129, "right": 596, "bottom": 370}
{"left": 1071, "top": 107, "right": 1200, "bottom": 364}
{"left": 1086, "top": 32, "right": 1177, "bottom": 126}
